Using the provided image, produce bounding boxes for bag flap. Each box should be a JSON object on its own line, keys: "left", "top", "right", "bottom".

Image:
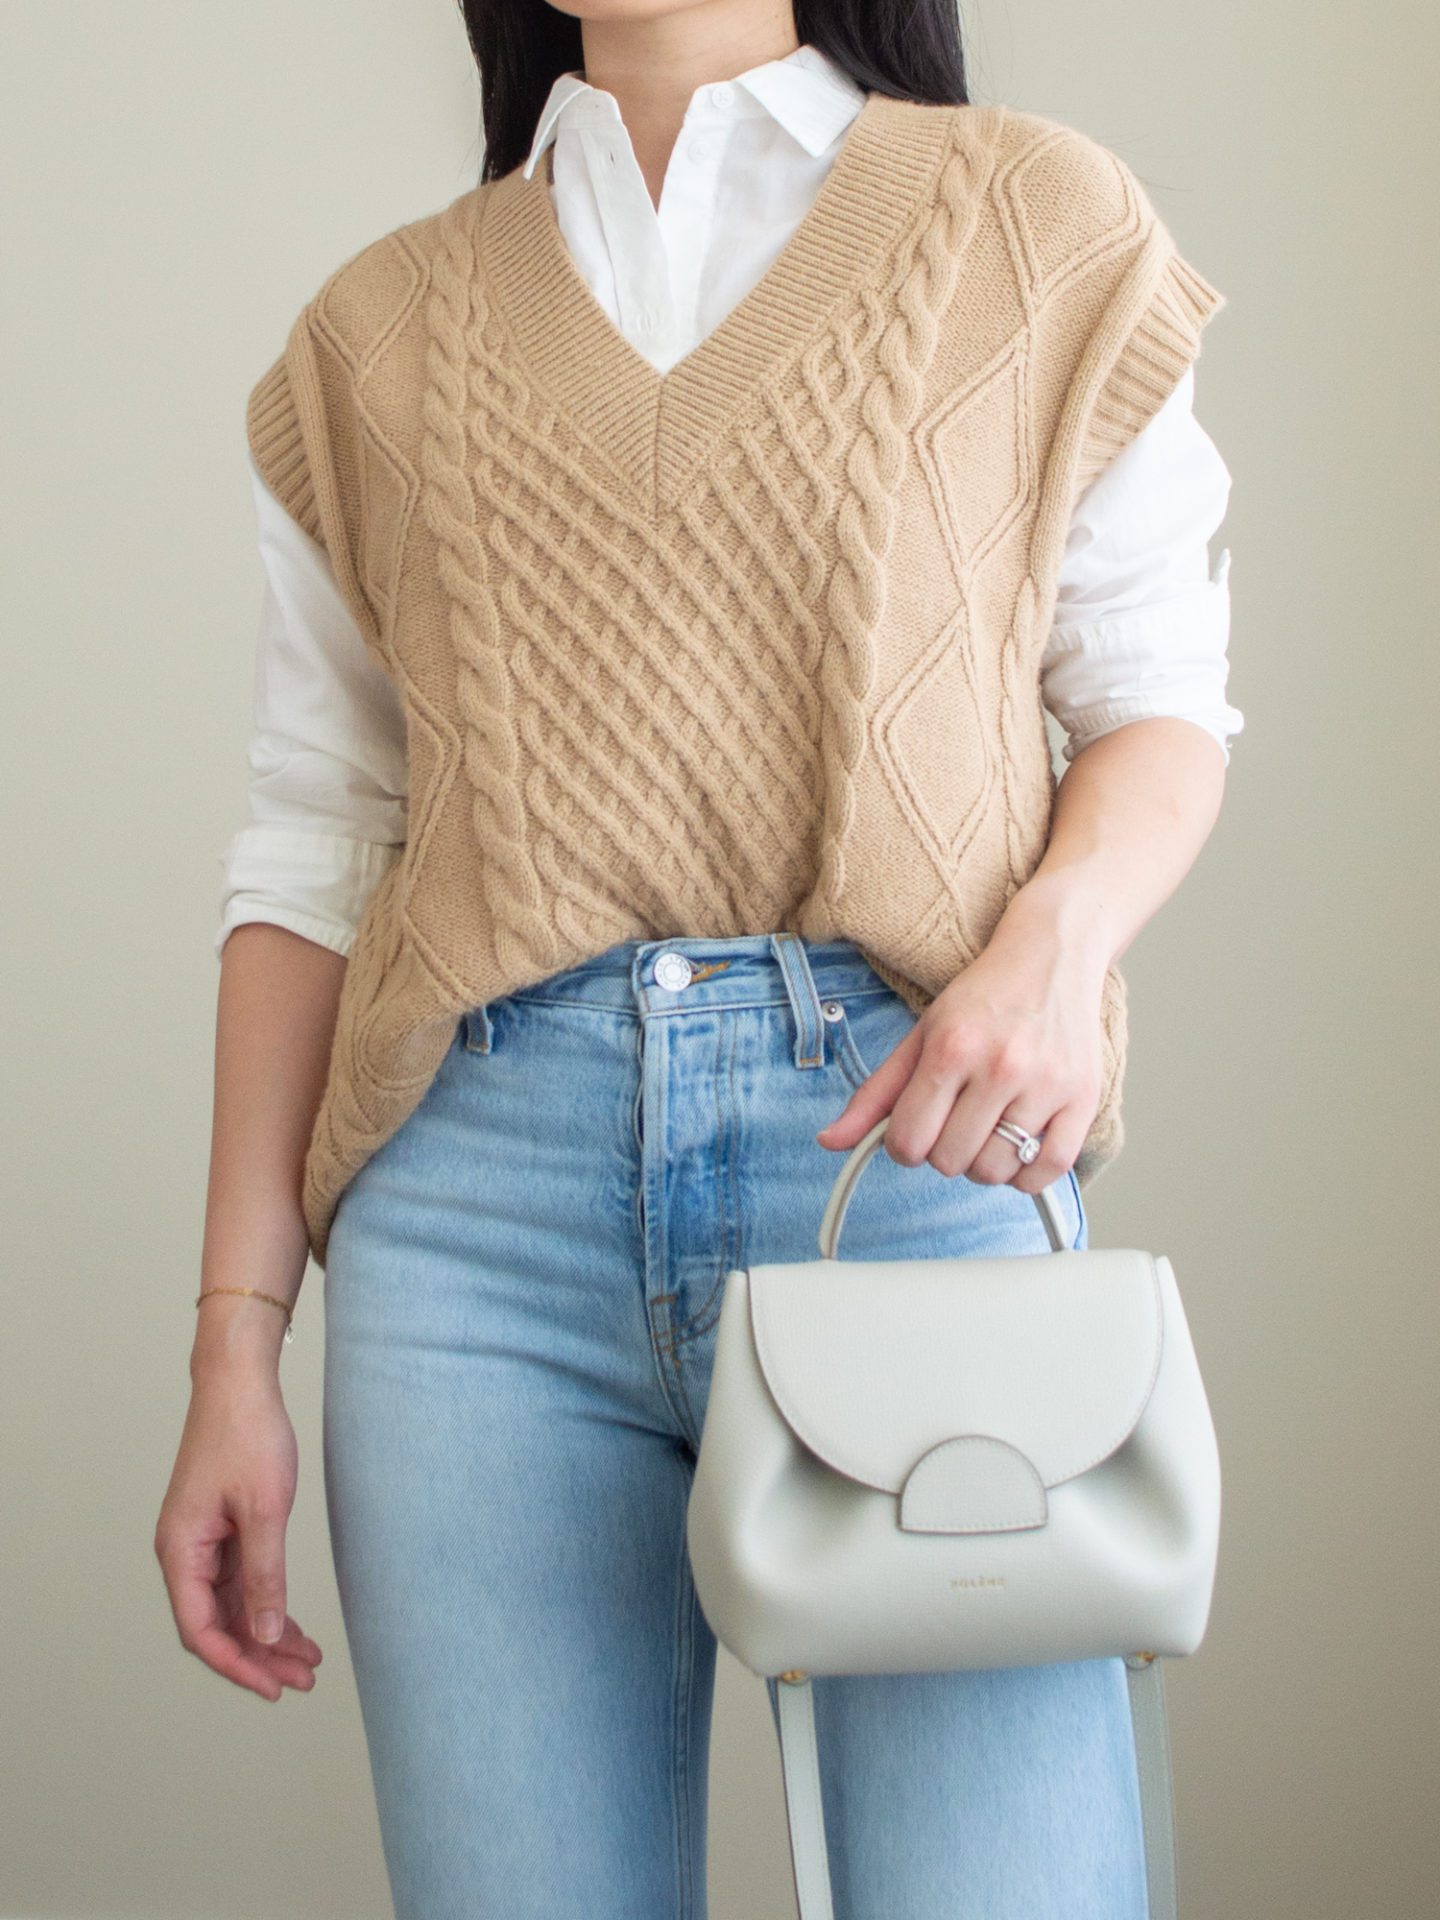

{"left": 747, "top": 1249, "right": 1163, "bottom": 1493}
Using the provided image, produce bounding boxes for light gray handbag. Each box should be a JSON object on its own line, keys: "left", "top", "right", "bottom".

{"left": 687, "top": 1115, "right": 1221, "bottom": 1920}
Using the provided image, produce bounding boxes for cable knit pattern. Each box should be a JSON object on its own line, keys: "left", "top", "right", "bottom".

{"left": 247, "top": 95, "right": 1222, "bottom": 1265}
{"left": 811, "top": 131, "right": 983, "bottom": 922}
{"left": 422, "top": 200, "right": 567, "bottom": 983}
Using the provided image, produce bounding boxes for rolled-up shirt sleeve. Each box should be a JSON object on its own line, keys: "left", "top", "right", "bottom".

{"left": 214, "top": 459, "right": 410, "bottom": 959}
{"left": 1043, "top": 366, "right": 1244, "bottom": 763}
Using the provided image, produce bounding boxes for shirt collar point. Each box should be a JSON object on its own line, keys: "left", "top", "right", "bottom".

{"left": 735, "top": 46, "right": 866, "bottom": 156}
{"left": 524, "top": 70, "right": 592, "bottom": 174}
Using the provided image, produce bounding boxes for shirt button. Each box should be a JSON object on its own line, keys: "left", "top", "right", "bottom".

{"left": 653, "top": 951, "right": 694, "bottom": 992}
{"left": 708, "top": 83, "right": 734, "bottom": 109}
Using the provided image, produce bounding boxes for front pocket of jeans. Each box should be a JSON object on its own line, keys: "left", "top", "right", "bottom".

{"left": 828, "top": 992, "right": 918, "bottom": 1092}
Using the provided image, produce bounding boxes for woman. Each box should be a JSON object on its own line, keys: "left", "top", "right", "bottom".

{"left": 156, "top": 3, "right": 1240, "bottom": 1915}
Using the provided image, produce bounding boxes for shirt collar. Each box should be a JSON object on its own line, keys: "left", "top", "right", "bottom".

{"left": 735, "top": 43, "right": 868, "bottom": 155}
{"left": 521, "top": 42, "right": 866, "bottom": 180}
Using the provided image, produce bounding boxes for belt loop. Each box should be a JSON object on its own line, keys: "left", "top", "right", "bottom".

{"left": 769, "top": 933, "right": 825, "bottom": 1070}
{"left": 464, "top": 1004, "right": 494, "bottom": 1054}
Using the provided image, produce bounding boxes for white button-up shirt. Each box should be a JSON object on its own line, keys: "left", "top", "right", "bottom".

{"left": 219, "top": 42, "right": 1242, "bottom": 959}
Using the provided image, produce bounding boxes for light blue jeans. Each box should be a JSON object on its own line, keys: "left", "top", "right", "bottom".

{"left": 322, "top": 933, "right": 1148, "bottom": 1920}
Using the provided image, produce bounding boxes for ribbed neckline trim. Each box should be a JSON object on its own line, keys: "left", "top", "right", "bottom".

{"left": 480, "top": 90, "right": 958, "bottom": 512}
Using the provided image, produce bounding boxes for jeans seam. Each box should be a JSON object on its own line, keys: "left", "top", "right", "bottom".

{"left": 641, "top": 1023, "right": 695, "bottom": 1444}
{"left": 833, "top": 1008, "right": 877, "bottom": 1090}
{"left": 501, "top": 985, "right": 894, "bottom": 1017}
{"left": 670, "top": 1270, "right": 728, "bottom": 1346}
{"left": 669, "top": 1449, "right": 701, "bottom": 1920}
{"left": 671, "top": 1013, "right": 743, "bottom": 1346}
{"left": 649, "top": 1298, "right": 700, "bottom": 1446}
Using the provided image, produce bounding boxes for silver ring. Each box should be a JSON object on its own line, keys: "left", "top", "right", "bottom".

{"left": 992, "top": 1120, "right": 1043, "bottom": 1165}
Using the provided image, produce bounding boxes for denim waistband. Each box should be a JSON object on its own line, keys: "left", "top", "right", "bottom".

{"left": 465, "top": 934, "right": 898, "bottom": 1068}
{"left": 498, "top": 933, "right": 889, "bottom": 1011}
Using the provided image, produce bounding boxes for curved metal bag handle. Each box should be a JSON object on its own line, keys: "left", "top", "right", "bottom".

{"left": 817, "top": 1115, "right": 1072, "bottom": 1259}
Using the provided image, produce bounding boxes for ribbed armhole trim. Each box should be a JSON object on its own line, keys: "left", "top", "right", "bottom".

{"left": 1076, "top": 253, "right": 1225, "bottom": 495}
{"left": 246, "top": 355, "right": 323, "bottom": 544}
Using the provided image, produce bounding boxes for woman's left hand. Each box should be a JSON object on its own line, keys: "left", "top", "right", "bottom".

{"left": 815, "top": 720, "right": 1230, "bottom": 1188}
{"left": 816, "top": 884, "right": 1106, "bottom": 1192}
{"left": 816, "top": 718, "right": 1229, "bottom": 1186}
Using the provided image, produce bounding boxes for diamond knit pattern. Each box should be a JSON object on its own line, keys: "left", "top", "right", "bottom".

{"left": 247, "top": 97, "right": 1222, "bottom": 1265}
{"left": 423, "top": 202, "right": 838, "bottom": 973}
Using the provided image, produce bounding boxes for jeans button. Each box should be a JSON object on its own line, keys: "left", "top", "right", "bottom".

{"left": 653, "top": 951, "right": 694, "bottom": 992}
{"left": 821, "top": 1000, "right": 845, "bottom": 1022}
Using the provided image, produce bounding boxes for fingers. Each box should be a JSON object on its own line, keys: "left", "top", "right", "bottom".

{"left": 963, "top": 1104, "right": 1056, "bottom": 1187}
{"left": 269, "top": 1614, "right": 324, "bottom": 1666}
{"left": 880, "top": 1021, "right": 1097, "bottom": 1188}
{"left": 237, "top": 1496, "right": 290, "bottom": 1650}
{"left": 812, "top": 991, "right": 1099, "bottom": 1192}
{"left": 235, "top": 1623, "right": 321, "bottom": 1695}
{"left": 860, "top": 1017, "right": 1023, "bottom": 1171}
{"left": 815, "top": 1022, "right": 924, "bottom": 1150}
{"left": 882, "top": 1022, "right": 1029, "bottom": 1174}
{"left": 160, "top": 1533, "right": 283, "bottom": 1701}
{"left": 173, "top": 1584, "right": 320, "bottom": 1701}
{"left": 157, "top": 1509, "right": 320, "bottom": 1704}
{"left": 1011, "top": 1102, "right": 1092, "bottom": 1195}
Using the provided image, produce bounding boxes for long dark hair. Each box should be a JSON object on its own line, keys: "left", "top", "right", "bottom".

{"left": 459, "top": 1, "right": 968, "bottom": 183}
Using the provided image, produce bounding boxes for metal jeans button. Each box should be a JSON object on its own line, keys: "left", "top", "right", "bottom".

{"left": 653, "top": 951, "right": 694, "bottom": 992}
{"left": 821, "top": 1000, "right": 845, "bottom": 1022}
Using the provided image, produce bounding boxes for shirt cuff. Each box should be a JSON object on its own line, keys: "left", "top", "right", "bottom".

{"left": 215, "top": 826, "right": 401, "bottom": 960}
{"left": 1043, "top": 562, "right": 1243, "bottom": 765}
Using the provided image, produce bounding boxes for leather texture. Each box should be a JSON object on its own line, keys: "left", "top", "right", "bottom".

{"left": 748, "top": 1246, "right": 1164, "bottom": 1494}
{"left": 687, "top": 1115, "right": 1220, "bottom": 1918}
{"left": 898, "top": 1434, "right": 1050, "bottom": 1534}
{"left": 776, "top": 1678, "right": 836, "bottom": 1920}
{"left": 1126, "top": 1654, "right": 1179, "bottom": 1920}
{"left": 688, "top": 1244, "right": 1220, "bottom": 1676}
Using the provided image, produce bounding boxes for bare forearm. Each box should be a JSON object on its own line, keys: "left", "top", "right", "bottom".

{"left": 990, "top": 717, "right": 1227, "bottom": 981}
{"left": 193, "top": 923, "right": 346, "bottom": 1378}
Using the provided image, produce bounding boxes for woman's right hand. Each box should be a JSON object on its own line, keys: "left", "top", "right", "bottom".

{"left": 154, "top": 1332, "right": 322, "bottom": 1703}
{"left": 162, "top": 922, "right": 346, "bottom": 1698}
{"left": 161, "top": 923, "right": 346, "bottom": 1700}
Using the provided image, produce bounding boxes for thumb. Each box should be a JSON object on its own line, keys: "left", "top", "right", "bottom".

{"left": 239, "top": 1498, "right": 289, "bottom": 1646}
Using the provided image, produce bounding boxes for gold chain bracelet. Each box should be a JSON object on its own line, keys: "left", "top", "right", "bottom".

{"left": 195, "top": 1287, "right": 295, "bottom": 1343}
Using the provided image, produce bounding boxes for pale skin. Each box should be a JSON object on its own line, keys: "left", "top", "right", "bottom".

{"left": 154, "top": 0, "right": 1228, "bottom": 1701}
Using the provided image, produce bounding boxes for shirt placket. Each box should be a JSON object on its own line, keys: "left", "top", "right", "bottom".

{"left": 654, "top": 87, "right": 742, "bottom": 361}
{"left": 575, "top": 111, "right": 675, "bottom": 361}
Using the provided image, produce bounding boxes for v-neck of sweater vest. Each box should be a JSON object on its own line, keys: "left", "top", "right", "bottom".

{"left": 479, "top": 90, "right": 958, "bottom": 515}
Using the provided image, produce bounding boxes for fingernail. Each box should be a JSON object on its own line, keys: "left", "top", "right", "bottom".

{"left": 255, "top": 1611, "right": 283, "bottom": 1644}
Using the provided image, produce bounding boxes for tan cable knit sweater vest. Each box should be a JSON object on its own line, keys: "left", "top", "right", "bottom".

{"left": 247, "top": 94, "right": 1222, "bottom": 1267}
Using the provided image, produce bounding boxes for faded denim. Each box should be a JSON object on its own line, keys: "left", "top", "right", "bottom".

{"left": 323, "top": 933, "right": 1148, "bottom": 1920}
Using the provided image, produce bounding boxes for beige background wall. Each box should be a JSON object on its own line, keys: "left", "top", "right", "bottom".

{"left": 3, "top": 2, "right": 1436, "bottom": 1914}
